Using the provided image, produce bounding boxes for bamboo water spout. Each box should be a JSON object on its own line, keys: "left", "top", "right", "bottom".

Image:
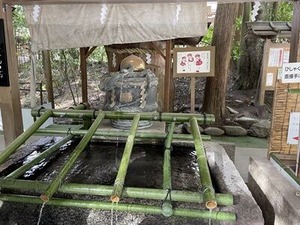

{"left": 40, "top": 112, "right": 105, "bottom": 202}
{"left": 189, "top": 117, "right": 217, "bottom": 210}
{"left": 111, "top": 113, "right": 140, "bottom": 203}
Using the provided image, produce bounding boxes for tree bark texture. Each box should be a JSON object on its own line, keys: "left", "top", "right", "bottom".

{"left": 203, "top": 3, "right": 239, "bottom": 120}
{"left": 235, "top": 3, "right": 271, "bottom": 91}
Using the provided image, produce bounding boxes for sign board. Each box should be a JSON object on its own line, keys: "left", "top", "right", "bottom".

{"left": 264, "top": 43, "right": 290, "bottom": 90}
{"left": 282, "top": 62, "right": 300, "bottom": 83}
{"left": 173, "top": 46, "right": 215, "bottom": 78}
{"left": 257, "top": 41, "right": 290, "bottom": 106}
{"left": 0, "top": 19, "right": 9, "bottom": 87}
{"left": 287, "top": 112, "right": 300, "bottom": 145}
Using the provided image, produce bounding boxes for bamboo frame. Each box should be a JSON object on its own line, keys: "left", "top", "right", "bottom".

{"left": 34, "top": 128, "right": 211, "bottom": 141}
{"left": 0, "top": 110, "right": 235, "bottom": 221}
{"left": 189, "top": 117, "right": 217, "bottom": 210}
{"left": 40, "top": 112, "right": 105, "bottom": 202}
{"left": 0, "top": 110, "right": 53, "bottom": 165}
{"left": 162, "top": 122, "right": 175, "bottom": 217}
{"left": 0, "top": 178, "right": 234, "bottom": 206}
{"left": 111, "top": 114, "right": 140, "bottom": 202}
{"left": 5, "top": 135, "right": 74, "bottom": 179}
{"left": 0, "top": 193, "right": 236, "bottom": 221}
{"left": 31, "top": 109, "right": 215, "bottom": 124}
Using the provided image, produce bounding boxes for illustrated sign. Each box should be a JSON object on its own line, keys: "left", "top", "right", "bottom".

{"left": 173, "top": 47, "right": 215, "bottom": 77}
{"left": 282, "top": 62, "right": 300, "bottom": 83}
{"left": 287, "top": 112, "right": 300, "bottom": 145}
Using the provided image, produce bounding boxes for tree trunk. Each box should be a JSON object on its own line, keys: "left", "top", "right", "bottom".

{"left": 234, "top": 3, "right": 270, "bottom": 90}
{"left": 203, "top": 3, "right": 239, "bottom": 120}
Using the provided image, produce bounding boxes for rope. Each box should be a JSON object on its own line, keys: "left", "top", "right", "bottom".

{"left": 203, "top": 112, "right": 207, "bottom": 125}
{"left": 92, "top": 109, "right": 99, "bottom": 119}
{"left": 66, "top": 127, "right": 73, "bottom": 136}
{"left": 202, "top": 186, "right": 215, "bottom": 195}
{"left": 161, "top": 188, "right": 172, "bottom": 207}
{"left": 106, "top": 47, "right": 157, "bottom": 55}
{"left": 114, "top": 178, "right": 124, "bottom": 187}
{"left": 37, "top": 107, "right": 45, "bottom": 117}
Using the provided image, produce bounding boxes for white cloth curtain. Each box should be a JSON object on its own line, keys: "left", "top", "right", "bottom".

{"left": 24, "top": 3, "right": 207, "bottom": 51}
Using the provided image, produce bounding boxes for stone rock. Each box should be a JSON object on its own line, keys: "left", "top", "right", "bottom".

{"left": 182, "top": 122, "right": 191, "bottom": 134}
{"left": 182, "top": 122, "right": 203, "bottom": 134}
{"left": 235, "top": 117, "right": 259, "bottom": 129}
{"left": 174, "top": 124, "right": 184, "bottom": 134}
{"left": 222, "top": 125, "right": 248, "bottom": 136}
{"left": 204, "top": 127, "right": 225, "bottom": 136}
{"left": 227, "top": 106, "right": 239, "bottom": 114}
{"left": 249, "top": 120, "right": 271, "bottom": 138}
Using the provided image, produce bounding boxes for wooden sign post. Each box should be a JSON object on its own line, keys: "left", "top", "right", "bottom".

{"left": 173, "top": 46, "right": 215, "bottom": 113}
{"left": 256, "top": 40, "right": 290, "bottom": 105}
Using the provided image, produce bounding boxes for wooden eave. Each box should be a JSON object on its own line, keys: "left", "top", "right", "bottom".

{"left": 247, "top": 21, "right": 292, "bottom": 38}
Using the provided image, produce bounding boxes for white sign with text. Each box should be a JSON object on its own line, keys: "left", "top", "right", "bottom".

{"left": 282, "top": 62, "right": 300, "bottom": 83}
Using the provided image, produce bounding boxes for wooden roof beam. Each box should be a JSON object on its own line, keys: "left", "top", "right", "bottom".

{"left": 3, "top": 0, "right": 279, "bottom": 5}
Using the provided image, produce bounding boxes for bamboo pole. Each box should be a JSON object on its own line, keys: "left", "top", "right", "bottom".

{"left": 111, "top": 114, "right": 140, "bottom": 203}
{"left": 34, "top": 128, "right": 211, "bottom": 141}
{"left": 162, "top": 122, "right": 175, "bottom": 217}
{"left": 31, "top": 109, "right": 215, "bottom": 124}
{"left": 189, "top": 117, "right": 217, "bottom": 210}
{"left": 0, "top": 110, "right": 53, "bottom": 166}
{"left": 40, "top": 112, "right": 105, "bottom": 202}
{"left": 0, "top": 178, "right": 234, "bottom": 206}
{"left": 0, "top": 194, "right": 236, "bottom": 221}
{"left": 5, "top": 135, "right": 74, "bottom": 179}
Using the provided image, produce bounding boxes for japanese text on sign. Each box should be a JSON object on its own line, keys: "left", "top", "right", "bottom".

{"left": 282, "top": 63, "right": 300, "bottom": 84}
{"left": 287, "top": 112, "right": 300, "bottom": 145}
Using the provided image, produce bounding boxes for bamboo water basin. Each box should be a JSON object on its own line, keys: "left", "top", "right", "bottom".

{"left": 0, "top": 109, "right": 263, "bottom": 224}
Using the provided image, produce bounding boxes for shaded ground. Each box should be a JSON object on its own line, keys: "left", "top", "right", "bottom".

{"left": 173, "top": 76, "right": 273, "bottom": 124}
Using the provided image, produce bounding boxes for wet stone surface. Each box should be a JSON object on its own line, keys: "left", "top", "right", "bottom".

{"left": 0, "top": 140, "right": 227, "bottom": 225}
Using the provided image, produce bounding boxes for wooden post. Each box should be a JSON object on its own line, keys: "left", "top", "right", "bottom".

{"left": 290, "top": 0, "right": 300, "bottom": 178}
{"left": 80, "top": 47, "right": 88, "bottom": 103}
{"left": 256, "top": 39, "right": 271, "bottom": 106}
{"left": 42, "top": 50, "right": 54, "bottom": 109}
{"left": 289, "top": 0, "right": 300, "bottom": 63}
{"left": 0, "top": 3, "right": 23, "bottom": 146}
{"left": 163, "top": 40, "right": 173, "bottom": 112}
{"left": 29, "top": 50, "right": 36, "bottom": 108}
{"left": 190, "top": 77, "right": 195, "bottom": 113}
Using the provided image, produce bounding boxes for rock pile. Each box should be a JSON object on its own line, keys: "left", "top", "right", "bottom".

{"left": 180, "top": 116, "right": 271, "bottom": 138}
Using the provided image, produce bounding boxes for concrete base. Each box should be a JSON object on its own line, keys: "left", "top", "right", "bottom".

{"left": 205, "top": 142, "right": 264, "bottom": 225}
{"left": 248, "top": 157, "right": 300, "bottom": 225}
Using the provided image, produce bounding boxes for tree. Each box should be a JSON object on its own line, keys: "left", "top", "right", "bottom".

{"left": 203, "top": 3, "right": 239, "bottom": 120}
{"left": 234, "top": 2, "right": 293, "bottom": 90}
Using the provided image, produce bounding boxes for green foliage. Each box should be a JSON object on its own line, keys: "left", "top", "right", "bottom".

{"left": 201, "top": 16, "right": 242, "bottom": 61}
{"left": 13, "top": 5, "right": 30, "bottom": 41}
{"left": 89, "top": 46, "right": 108, "bottom": 63}
{"left": 201, "top": 25, "right": 214, "bottom": 46}
{"left": 274, "top": 2, "right": 293, "bottom": 21}
{"left": 231, "top": 16, "right": 242, "bottom": 61}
